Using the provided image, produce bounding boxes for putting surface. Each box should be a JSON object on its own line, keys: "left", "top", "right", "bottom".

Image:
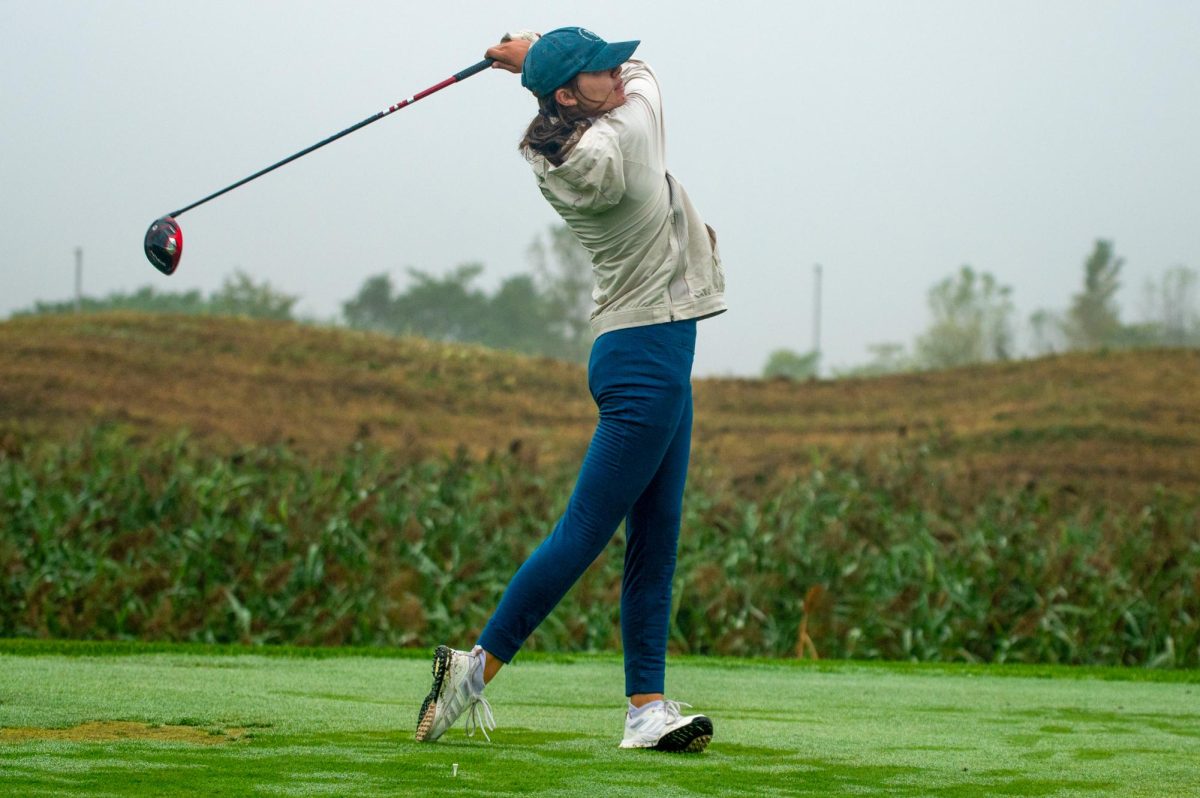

{"left": 1, "top": 643, "right": 1197, "bottom": 797}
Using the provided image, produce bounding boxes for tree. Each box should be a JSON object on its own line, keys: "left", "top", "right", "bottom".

{"left": 342, "top": 264, "right": 565, "bottom": 354}
{"left": 528, "top": 224, "right": 593, "bottom": 362}
{"left": 1064, "top": 239, "right": 1123, "bottom": 350}
{"left": 391, "top": 264, "right": 490, "bottom": 342}
{"left": 343, "top": 265, "right": 489, "bottom": 341}
{"left": 1140, "top": 265, "right": 1200, "bottom": 347}
{"left": 480, "top": 274, "right": 558, "bottom": 356}
{"left": 342, "top": 273, "right": 397, "bottom": 332}
{"left": 763, "top": 349, "right": 820, "bottom": 380}
{"left": 1028, "top": 309, "right": 1066, "bottom": 357}
{"left": 835, "top": 343, "right": 912, "bottom": 378}
{"left": 17, "top": 286, "right": 206, "bottom": 316}
{"left": 15, "top": 272, "right": 296, "bottom": 320}
{"left": 339, "top": 231, "right": 597, "bottom": 362}
{"left": 914, "top": 266, "right": 1014, "bottom": 369}
{"left": 210, "top": 270, "right": 298, "bottom": 320}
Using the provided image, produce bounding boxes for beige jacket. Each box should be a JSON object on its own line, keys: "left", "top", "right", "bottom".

{"left": 527, "top": 60, "right": 727, "bottom": 335}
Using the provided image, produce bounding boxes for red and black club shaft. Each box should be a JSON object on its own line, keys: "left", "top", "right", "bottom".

{"left": 144, "top": 57, "right": 495, "bottom": 275}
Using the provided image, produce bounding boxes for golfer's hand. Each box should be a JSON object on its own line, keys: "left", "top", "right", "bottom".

{"left": 487, "top": 37, "right": 534, "bottom": 73}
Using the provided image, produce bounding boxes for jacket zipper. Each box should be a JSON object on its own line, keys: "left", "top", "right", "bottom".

{"left": 665, "top": 175, "right": 690, "bottom": 321}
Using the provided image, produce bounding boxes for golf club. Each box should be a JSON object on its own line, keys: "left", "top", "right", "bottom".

{"left": 144, "top": 57, "right": 495, "bottom": 275}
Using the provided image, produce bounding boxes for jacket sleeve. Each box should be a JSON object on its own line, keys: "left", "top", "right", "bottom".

{"left": 569, "top": 134, "right": 626, "bottom": 214}
{"left": 610, "top": 60, "right": 666, "bottom": 170}
{"left": 544, "top": 126, "right": 626, "bottom": 214}
{"left": 619, "top": 59, "right": 662, "bottom": 125}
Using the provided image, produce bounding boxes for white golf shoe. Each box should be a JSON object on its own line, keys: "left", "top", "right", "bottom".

{"left": 619, "top": 699, "right": 713, "bottom": 753}
{"left": 415, "top": 645, "right": 495, "bottom": 742}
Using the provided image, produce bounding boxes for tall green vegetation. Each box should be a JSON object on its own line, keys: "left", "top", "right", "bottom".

{"left": 3, "top": 427, "right": 1195, "bottom": 666}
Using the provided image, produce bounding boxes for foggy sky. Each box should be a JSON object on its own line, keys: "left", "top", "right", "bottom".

{"left": 2, "top": 1, "right": 1197, "bottom": 376}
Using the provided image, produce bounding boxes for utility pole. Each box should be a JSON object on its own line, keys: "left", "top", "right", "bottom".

{"left": 74, "top": 247, "right": 83, "bottom": 312}
{"left": 813, "top": 263, "right": 823, "bottom": 376}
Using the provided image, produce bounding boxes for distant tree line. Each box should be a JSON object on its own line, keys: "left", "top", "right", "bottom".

{"left": 765, "top": 239, "right": 1200, "bottom": 379}
{"left": 341, "top": 226, "right": 593, "bottom": 363}
{"left": 16, "top": 226, "right": 596, "bottom": 364}
{"left": 16, "top": 270, "right": 299, "bottom": 321}
{"left": 21, "top": 232, "right": 1194, "bottom": 379}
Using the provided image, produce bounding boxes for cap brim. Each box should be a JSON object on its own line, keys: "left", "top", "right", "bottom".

{"left": 582, "top": 39, "right": 639, "bottom": 73}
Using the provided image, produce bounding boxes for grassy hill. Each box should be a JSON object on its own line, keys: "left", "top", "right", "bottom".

{"left": 2, "top": 312, "right": 1198, "bottom": 502}
{"left": 3, "top": 313, "right": 1196, "bottom": 665}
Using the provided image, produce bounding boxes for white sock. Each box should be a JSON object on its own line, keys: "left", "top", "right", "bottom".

{"left": 470, "top": 647, "right": 487, "bottom": 695}
{"left": 628, "top": 700, "right": 662, "bottom": 718}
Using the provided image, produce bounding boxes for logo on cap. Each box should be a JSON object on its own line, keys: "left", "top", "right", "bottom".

{"left": 578, "top": 28, "right": 601, "bottom": 41}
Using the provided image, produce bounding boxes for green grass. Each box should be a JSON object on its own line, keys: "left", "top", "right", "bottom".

{"left": 2, "top": 642, "right": 1198, "bottom": 796}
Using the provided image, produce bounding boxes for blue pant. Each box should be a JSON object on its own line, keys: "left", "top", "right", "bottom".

{"left": 478, "top": 319, "right": 697, "bottom": 696}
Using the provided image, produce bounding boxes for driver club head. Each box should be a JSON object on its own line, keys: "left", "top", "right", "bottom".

{"left": 144, "top": 216, "right": 183, "bottom": 275}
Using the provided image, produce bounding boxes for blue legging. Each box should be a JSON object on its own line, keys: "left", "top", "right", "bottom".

{"left": 478, "top": 319, "right": 697, "bottom": 696}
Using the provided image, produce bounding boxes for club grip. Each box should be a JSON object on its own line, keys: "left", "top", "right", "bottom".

{"left": 453, "top": 58, "right": 495, "bottom": 82}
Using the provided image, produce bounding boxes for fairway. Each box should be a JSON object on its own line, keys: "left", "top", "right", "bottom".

{"left": 1, "top": 643, "right": 1197, "bottom": 797}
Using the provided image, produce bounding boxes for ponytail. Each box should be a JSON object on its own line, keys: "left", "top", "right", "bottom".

{"left": 519, "top": 87, "right": 591, "bottom": 167}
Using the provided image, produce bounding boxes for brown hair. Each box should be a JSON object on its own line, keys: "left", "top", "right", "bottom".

{"left": 519, "top": 82, "right": 591, "bottom": 167}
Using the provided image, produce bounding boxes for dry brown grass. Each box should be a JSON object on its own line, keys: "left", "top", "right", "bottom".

{"left": 2, "top": 312, "right": 1197, "bottom": 502}
{"left": 698, "top": 350, "right": 1200, "bottom": 501}
{"left": 0, "top": 721, "right": 246, "bottom": 745}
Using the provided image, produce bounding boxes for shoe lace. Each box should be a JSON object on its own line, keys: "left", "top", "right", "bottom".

{"left": 464, "top": 695, "right": 496, "bottom": 741}
{"left": 661, "top": 699, "right": 692, "bottom": 723}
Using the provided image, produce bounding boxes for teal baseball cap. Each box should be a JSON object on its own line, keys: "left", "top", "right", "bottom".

{"left": 521, "top": 27, "right": 640, "bottom": 98}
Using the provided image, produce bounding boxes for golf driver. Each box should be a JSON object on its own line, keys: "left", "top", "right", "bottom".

{"left": 144, "top": 57, "right": 494, "bottom": 275}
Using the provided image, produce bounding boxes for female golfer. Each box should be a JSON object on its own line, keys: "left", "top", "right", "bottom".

{"left": 415, "top": 27, "right": 726, "bottom": 753}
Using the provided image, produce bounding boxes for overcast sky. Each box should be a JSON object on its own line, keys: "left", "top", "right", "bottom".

{"left": 2, "top": 1, "right": 1197, "bottom": 376}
